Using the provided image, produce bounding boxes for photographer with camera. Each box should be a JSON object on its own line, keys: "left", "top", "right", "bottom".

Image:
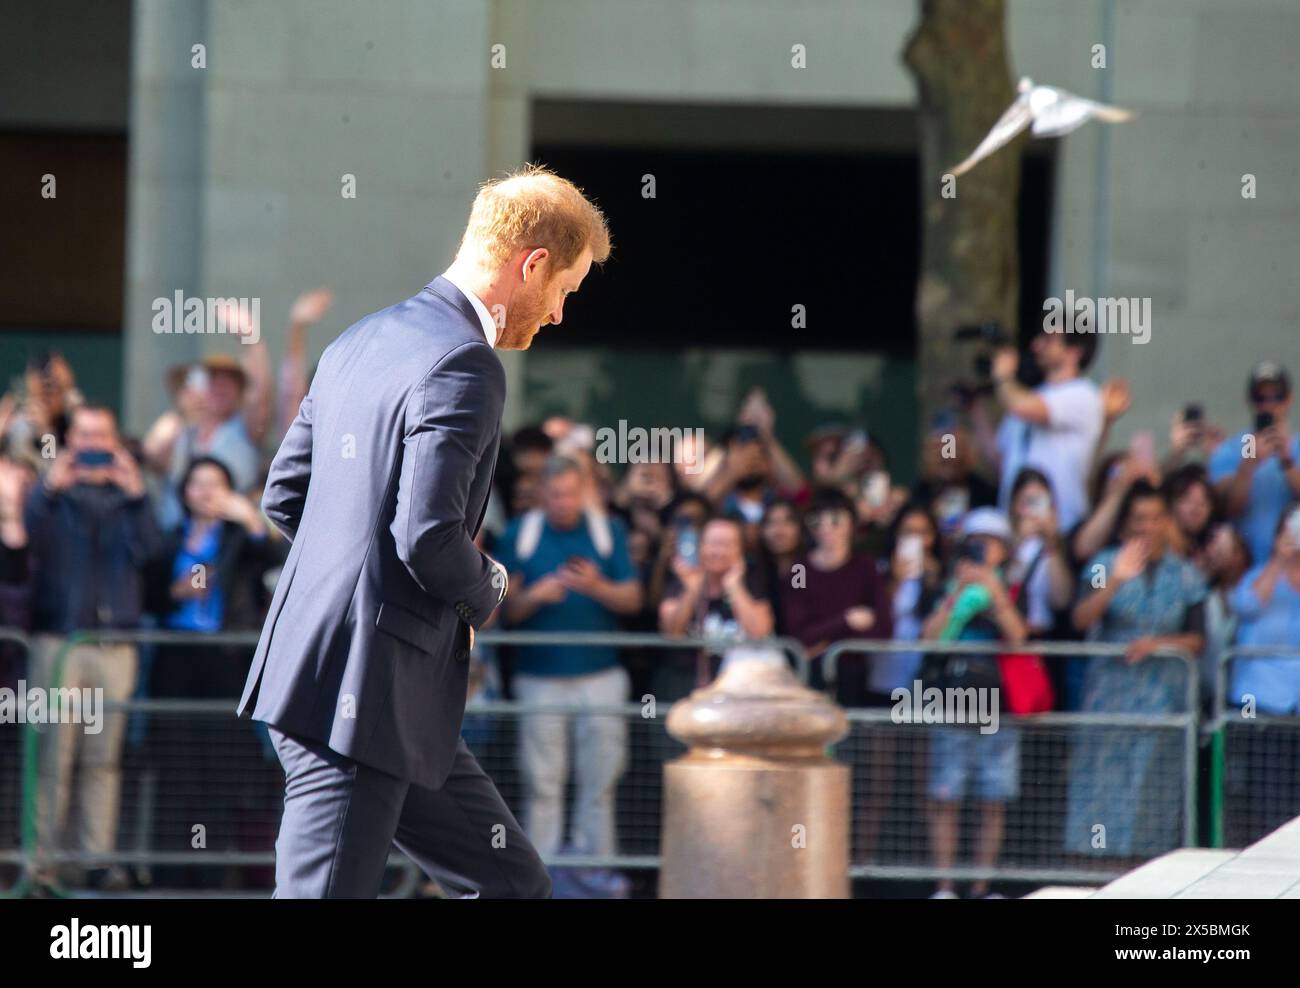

{"left": 1209, "top": 362, "right": 1300, "bottom": 566}
{"left": 986, "top": 327, "right": 1104, "bottom": 533}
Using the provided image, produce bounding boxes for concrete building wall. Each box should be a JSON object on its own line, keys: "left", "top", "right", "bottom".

{"left": 119, "top": 0, "right": 1300, "bottom": 447}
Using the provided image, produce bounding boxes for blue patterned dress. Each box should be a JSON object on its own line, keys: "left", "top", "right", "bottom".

{"left": 1064, "top": 547, "right": 1206, "bottom": 856}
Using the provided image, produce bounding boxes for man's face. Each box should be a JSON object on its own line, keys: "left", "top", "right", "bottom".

{"left": 206, "top": 372, "right": 244, "bottom": 420}
{"left": 1250, "top": 384, "right": 1291, "bottom": 421}
{"left": 1031, "top": 332, "right": 1069, "bottom": 373}
{"left": 513, "top": 447, "right": 549, "bottom": 478}
{"left": 67, "top": 409, "right": 117, "bottom": 455}
{"left": 67, "top": 409, "right": 118, "bottom": 484}
{"left": 497, "top": 246, "right": 594, "bottom": 351}
{"left": 542, "top": 469, "right": 584, "bottom": 528}
{"left": 699, "top": 520, "right": 742, "bottom": 576}
{"left": 729, "top": 438, "right": 770, "bottom": 489}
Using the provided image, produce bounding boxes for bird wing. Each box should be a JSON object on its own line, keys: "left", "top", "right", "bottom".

{"left": 1032, "top": 92, "right": 1136, "bottom": 137}
{"left": 948, "top": 96, "right": 1033, "bottom": 177}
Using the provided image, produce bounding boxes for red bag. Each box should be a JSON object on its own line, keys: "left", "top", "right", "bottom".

{"left": 998, "top": 581, "right": 1054, "bottom": 715}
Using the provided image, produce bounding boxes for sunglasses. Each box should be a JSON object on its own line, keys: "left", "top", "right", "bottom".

{"left": 1251, "top": 389, "right": 1287, "bottom": 405}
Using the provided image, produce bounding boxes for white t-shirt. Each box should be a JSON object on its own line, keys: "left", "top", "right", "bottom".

{"left": 1006, "top": 538, "right": 1054, "bottom": 632}
{"left": 997, "top": 377, "right": 1103, "bottom": 531}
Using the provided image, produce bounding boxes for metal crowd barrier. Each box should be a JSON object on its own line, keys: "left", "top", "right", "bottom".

{"left": 0, "top": 626, "right": 1252, "bottom": 894}
{"left": 822, "top": 639, "right": 1198, "bottom": 885}
{"left": 0, "top": 629, "right": 32, "bottom": 898}
{"left": 1208, "top": 645, "right": 1300, "bottom": 851}
{"left": 0, "top": 628, "right": 806, "bottom": 896}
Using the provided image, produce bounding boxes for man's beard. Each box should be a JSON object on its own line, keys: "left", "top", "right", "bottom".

{"left": 497, "top": 285, "right": 551, "bottom": 350}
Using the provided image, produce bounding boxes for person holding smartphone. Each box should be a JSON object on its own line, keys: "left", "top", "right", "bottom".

{"left": 24, "top": 404, "right": 163, "bottom": 893}
{"left": 919, "top": 508, "right": 1028, "bottom": 899}
{"left": 659, "top": 516, "right": 775, "bottom": 701}
{"left": 1209, "top": 362, "right": 1300, "bottom": 566}
{"left": 1007, "top": 468, "right": 1075, "bottom": 635}
{"left": 495, "top": 455, "right": 642, "bottom": 879}
{"left": 1225, "top": 506, "right": 1300, "bottom": 842}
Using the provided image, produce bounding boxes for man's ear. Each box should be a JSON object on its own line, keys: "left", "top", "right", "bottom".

{"left": 521, "top": 247, "right": 548, "bottom": 284}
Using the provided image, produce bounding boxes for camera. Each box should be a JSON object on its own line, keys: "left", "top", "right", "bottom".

{"left": 950, "top": 321, "right": 1017, "bottom": 404}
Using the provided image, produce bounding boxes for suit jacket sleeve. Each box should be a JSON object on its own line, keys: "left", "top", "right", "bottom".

{"left": 393, "top": 342, "right": 504, "bottom": 629}
{"left": 262, "top": 393, "right": 313, "bottom": 541}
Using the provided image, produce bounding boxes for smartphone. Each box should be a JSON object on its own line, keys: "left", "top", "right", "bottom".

{"left": 734, "top": 424, "right": 760, "bottom": 444}
{"left": 936, "top": 486, "right": 969, "bottom": 528}
{"left": 863, "top": 470, "right": 890, "bottom": 509}
{"left": 1130, "top": 430, "right": 1156, "bottom": 466}
{"left": 676, "top": 523, "right": 699, "bottom": 568}
{"left": 958, "top": 539, "right": 987, "bottom": 565}
{"left": 566, "top": 424, "right": 595, "bottom": 451}
{"left": 929, "top": 410, "right": 957, "bottom": 434}
{"left": 1255, "top": 411, "right": 1276, "bottom": 432}
{"left": 899, "top": 534, "right": 924, "bottom": 573}
{"left": 1287, "top": 509, "right": 1300, "bottom": 548}
{"left": 75, "top": 449, "right": 114, "bottom": 469}
{"left": 1183, "top": 404, "right": 1203, "bottom": 424}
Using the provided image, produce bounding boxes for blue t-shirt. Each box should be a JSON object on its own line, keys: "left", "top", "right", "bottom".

{"left": 1230, "top": 564, "right": 1300, "bottom": 714}
{"left": 495, "top": 514, "right": 635, "bottom": 677}
{"left": 166, "top": 520, "right": 224, "bottom": 633}
{"left": 1209, "top": 431, "right": 1300, "bottom": 565}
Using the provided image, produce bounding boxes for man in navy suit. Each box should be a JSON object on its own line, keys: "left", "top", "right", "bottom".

{"left": 238, "top": 165, "right": 611, "bottom": 897}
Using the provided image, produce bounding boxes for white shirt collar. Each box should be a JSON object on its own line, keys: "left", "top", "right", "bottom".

{"left": 440, "top": 269, "right": 498, "bottom": 348}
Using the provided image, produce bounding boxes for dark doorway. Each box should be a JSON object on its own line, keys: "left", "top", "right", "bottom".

{"left": 533, "top": 102, "right": 1053, "bottom": 354}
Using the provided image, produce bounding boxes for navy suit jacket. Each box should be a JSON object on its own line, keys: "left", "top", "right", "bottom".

{"left": 238, "top": 277, "right": 505, "bottom": 789}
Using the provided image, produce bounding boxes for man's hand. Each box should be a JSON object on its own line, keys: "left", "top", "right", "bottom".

{"left": 845, "top": 606, "right": 876, "bottom": 632}
{"left": 737, "top": 387, "right": 776, "bottom": 436}
{"left": 991, "top": 347, "right": 1019, "bottom": 383}
{"left": 1258, "top": 422, "right": 1292, "bottom": 461}
{"left": 557, "top": 557, "right": 604, "bottom": 597}
{"left": 1101, "top": 378, "right": 1132, "bottom": 424}
{"left": 527, "top": 573, "right": 569, "bottom": 606}
{"left": 290, "top": 287, "right": 334, "bottom": 326}
{"left": 1124, "top": 636, "right": 1161, "bottom": 665}
{"left": 1112, "top": 537, "right": 1150, "bottom": 585}
{"left": 110, "top": 447, "right": 146, "bottom": 499}
{"left": 170, "top": 572, "right": 211, "bottom": 602}
{"left": 44, "top": 452, "right": 77, "bottom": 493}
{"left": 209, "top": 488, "right": 266, "bottom": 534}
{"left": 669, "top": 554, "right": 704, "bottom": 596}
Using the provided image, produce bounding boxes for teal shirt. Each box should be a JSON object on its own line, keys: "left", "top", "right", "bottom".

{"left": 495, "top": 514, "right": 635, "bottom": 676}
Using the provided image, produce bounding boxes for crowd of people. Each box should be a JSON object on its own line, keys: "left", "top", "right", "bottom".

{"left": 0, "top": 299, "right": 1297, "bottom": 897}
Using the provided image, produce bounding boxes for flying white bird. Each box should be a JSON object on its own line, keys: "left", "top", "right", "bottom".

{"left": 948, "top": 77, "right": 1135, "bottom": 177}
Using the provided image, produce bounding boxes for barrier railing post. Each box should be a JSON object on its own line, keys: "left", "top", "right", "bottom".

{"left": 1214, "top": 645, "right": 1300, "bottom": 849}
{"left": 658, "top": 653, "right": 849, "bottom": 898}
{"left": 0, "top": 630, "right": 32, "bottom": 899}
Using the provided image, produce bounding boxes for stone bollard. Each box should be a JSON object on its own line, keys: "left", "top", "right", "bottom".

{"left": 658, "top": 654, "right": 850, "bottom": 898}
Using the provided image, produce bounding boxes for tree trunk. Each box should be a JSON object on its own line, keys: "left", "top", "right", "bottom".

{"left": 904, "top": 0, "right": 1022, "bottom": 436}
